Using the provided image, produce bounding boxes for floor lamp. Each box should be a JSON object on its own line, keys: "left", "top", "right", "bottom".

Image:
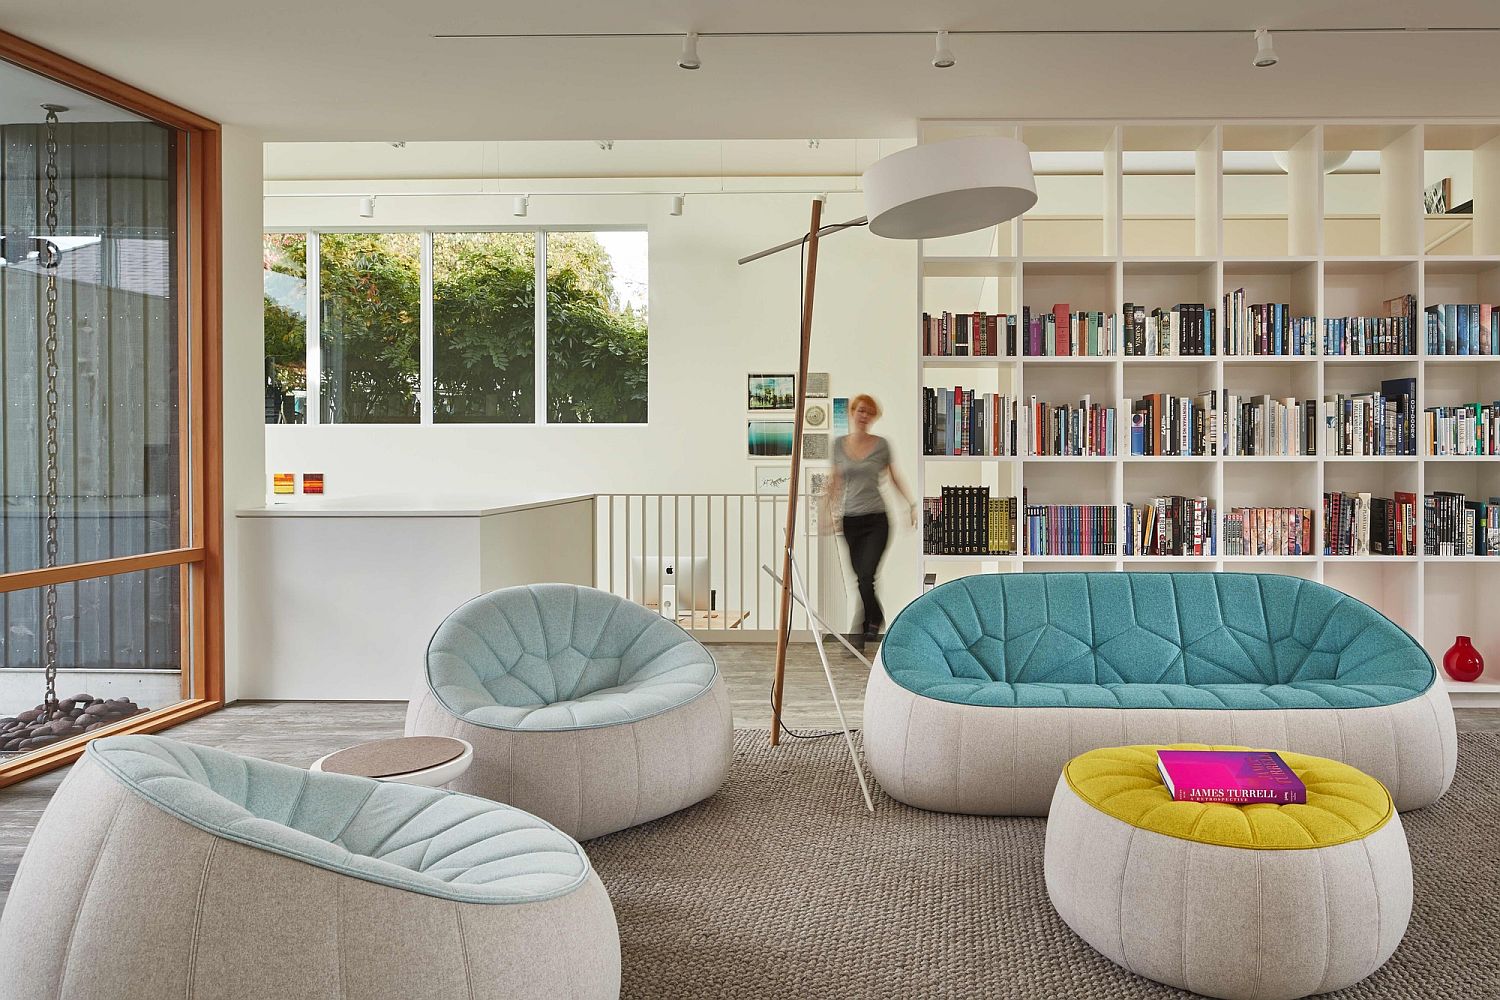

{"left": 737, "top": 136, "right": 1039, "bottom": 746}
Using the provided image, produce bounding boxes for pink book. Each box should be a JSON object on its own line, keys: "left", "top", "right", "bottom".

{"left": 1155, "top": 749, "right": 1307, "bottom": 805}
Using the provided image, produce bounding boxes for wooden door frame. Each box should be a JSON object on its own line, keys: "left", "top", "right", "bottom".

{"left": 0, "top": 30, "right": 224, "bottom": 787}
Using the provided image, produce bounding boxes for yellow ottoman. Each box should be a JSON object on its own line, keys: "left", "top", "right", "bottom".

{"left": 1044, "top": 745, "right": 1411, "bottom": 1000}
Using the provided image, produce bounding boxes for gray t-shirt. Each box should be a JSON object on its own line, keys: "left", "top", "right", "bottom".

{"left": 833, "top": 435, "right": 891, "bottom": 516}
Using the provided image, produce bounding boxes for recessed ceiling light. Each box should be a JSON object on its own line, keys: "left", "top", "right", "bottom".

{"left": 1253, "top": 29, "right": 1278, "bottom": 68}
{"left": 679, "top": 32, "right": 701, "bottom": 70}
{"left": 932, "top": 30, "right": 956, "bottom": 69}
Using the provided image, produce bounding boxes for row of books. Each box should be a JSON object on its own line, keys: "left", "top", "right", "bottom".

{"left": 1425, "top": 402, "right": 1500, "bottom": 457}
{"left": 1122, "top": 302, "right": 1215, "bottom": 357}
{"left": 1030, "top": 398, "right": 1118, "bottom": 457}
{"left": 1223, "top": 507, "right": 1315, "bottom": 557}
{"left": 920, "top": 311, "right": 1013, "bottom": 358}
{"left": 1028, "top": 306, "right": 1118, "bottom": 357}
{"left": 1426, "top": 491, "right": 1500, "bottom": 556}
{"left": 1324, "top": 492, "right": 1420, "bottom": 556}
{"left": 1126, "top": 392, "right": 1217, "bottom": 457}
{"left": 1124, "top": 496, "right": 1216, "bottom": 557}
{"left": 1424, "top": 304, "right": 1499, "bottom": 356}
{"left": 1224, "top": 394, "right": 1318, "bottom": 457}
{"left": 1223, "top": 292, "right": 1316, "bottom": 357}
{"left": 921, "top": 388, "right": 1021, "bottom": 456}
{"left": 1322, "top": 296, "right": 1418, "bottom": 355}
{"left": 1024, "top": 503, "right": 1119, "bottom": 556}
{"left": 922, "top": 487, "right": 1018, "bottom": 555}
{"left": 1324, "top": 379, "right": 1418, "bottom": 456}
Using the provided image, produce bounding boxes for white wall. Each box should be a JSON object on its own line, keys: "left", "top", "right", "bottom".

{"left": 261, "top": 183, "right": 921, "bottom": 638}
{"left": 221, "top": 126, "right": 266, "bottom": 704}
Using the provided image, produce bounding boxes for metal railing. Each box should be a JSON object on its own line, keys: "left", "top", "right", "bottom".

{"left": 595, "top": 493, "right": 824, "bottom": 638}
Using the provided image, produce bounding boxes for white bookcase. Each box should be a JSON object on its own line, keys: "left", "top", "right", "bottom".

{"left": 914, "top": 120, "right": 1500, "bottom": 706}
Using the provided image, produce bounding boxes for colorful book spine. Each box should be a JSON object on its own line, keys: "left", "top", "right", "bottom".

{"left": 1156, "top": 749, "right": 1308, "bottom": 805}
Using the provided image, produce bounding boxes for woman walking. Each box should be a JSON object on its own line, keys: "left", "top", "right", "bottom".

{"left": 823, "top": 394, "right": 916, "bottom": 649}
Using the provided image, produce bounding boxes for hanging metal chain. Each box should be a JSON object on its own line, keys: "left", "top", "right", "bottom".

{"left": 40, "top": 105, "right": 64, "bottom": 721}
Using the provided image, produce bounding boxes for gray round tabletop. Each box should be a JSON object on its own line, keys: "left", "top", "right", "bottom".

{"left": 310, "top": 736, "right": 473, "bottom": 787}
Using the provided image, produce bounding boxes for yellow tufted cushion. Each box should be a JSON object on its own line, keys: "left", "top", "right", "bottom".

{"left": 1063, "top": 744, "right": 1394, "bottom": 850}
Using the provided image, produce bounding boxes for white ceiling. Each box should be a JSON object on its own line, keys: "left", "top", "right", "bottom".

{"left": 0, "top": 59, "right": 145, "bottom": 125}
{"left": 4, "top": 2, "right": 1500, "bottom": 141}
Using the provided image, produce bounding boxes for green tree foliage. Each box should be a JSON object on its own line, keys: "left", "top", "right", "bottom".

{"left": 262, "top": 231, "right": 647, "bottom": 424}
{"left": 262, "top": 233, "right": 307, "bottom": 392}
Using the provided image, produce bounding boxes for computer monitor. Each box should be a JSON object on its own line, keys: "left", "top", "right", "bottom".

{"left": 629, "top": 555, "right": 712, "bottom": 613}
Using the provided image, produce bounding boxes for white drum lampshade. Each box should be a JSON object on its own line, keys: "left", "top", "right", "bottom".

{"left": 862, "top": 137, "right": 1037, "bottom": 240}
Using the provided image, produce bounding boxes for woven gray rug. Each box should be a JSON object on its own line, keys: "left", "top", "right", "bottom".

{"left": 585, "top": 730, "right": 1499, "bottom": 1000}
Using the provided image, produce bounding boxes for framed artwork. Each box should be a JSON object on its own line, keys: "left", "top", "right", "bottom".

{"left": 803, "top": 399, "right": 830, "bottom": 430}
{"left": 755, "top": 466, "right": 794, "bottom": 495}
{"left": 805, "top": 372, "right": 830, "bottom": 398}
{"left": 808, "top": 469, "right": 832, "bottom": 497}
{"left": 832, "top": 397, "right": 849, "bottom": 436}
{"left": 747, "top": 373, "right": 796, "bottom": 410}
{"left": 803, "top": 433, "right": 830, "bottom": 461}
{"left": 748, "top": 419, "right": 796, "bottom": 457}
{"left": 1425, "top": 177, "right": 1452, "bottom": 215}
{"left": 272, "top": 473, "right": 294, "bottom": 495}
{"left": 302, "top": 472, "right": 325, "bottom": 495}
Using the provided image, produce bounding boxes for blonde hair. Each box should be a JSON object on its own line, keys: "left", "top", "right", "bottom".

{"left": 849, "top": 393, "right": 881, "bottom": 419}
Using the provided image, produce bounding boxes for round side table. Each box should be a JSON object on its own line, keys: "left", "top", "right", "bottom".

{"left": 311, "top": 735, "right": 473, "bottom": 787}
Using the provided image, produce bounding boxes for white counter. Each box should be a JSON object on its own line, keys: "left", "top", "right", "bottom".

{"left": 236, "top": 493, "right": 596, "bottom": 700}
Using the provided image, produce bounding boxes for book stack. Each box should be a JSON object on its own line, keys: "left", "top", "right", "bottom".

{"left": 1124, "top": 496, "right": 1215, "bottom": 556}
{"left": 1425, "top": 401, "right": 1500, "bottom": 456}
{"left": 1027, "top": 396, "right": 1117, "bottom": 457}
{"left": 1324, "top": 378, "right": 1417, "bottom": 456}
{"left": 1323, "top": 295, "right": 1417, "bottom": 355}
{"left": 921, "top": 311, "right": 1017, "bottom": 357}
{"left": 1223, "top": 394, "right": 1317, "bottom": 456}
{"left": 1424, "top": 303, "right": 1500, "bottom": 356}
{"left": 1324, "top": 491, "right": 1418, "bottom": 556}
{"left": 1223, "top": 507, "right": 1315, "bottom": 557}
{"left": 1125, "top": 392, "right": 1217, "bottom": 457}
{"left": 1019, "top": 305, "right": 1118, "bottom": 357}
{"left": 1023, "top": 503, "right": 1118, "bottom": 556}
{"left": 1424, "top": 491, "right": 1500, "bottom": 556}
{"left": 1223, "top": 291, "right": 1316, "bottom": 356}
{"left": 922, "top": 387, "right": 1020, "bottom": 456}
{"left": 924, "top": 486, "right": 1018, "bottom": 555}
{"left": 1122, "top": 302, "right": 1216, "bottom": 357}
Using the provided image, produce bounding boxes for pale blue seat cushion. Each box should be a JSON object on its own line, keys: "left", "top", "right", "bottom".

{"left": 88, "top": 735, "right": 591, "bottom": 905}
{"left": 882, "top": 573, "right": 1435, "bottom": 711}
{"left": 424, "top": 584, "right": 719, "bottom": 731}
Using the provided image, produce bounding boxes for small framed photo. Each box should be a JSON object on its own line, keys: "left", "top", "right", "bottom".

{"left": 832, "top": 397, "right": 849, "bottom": 436}
{"left": 805, "top": 372, "right": 830, "bottom": 398}
{"left": 748, "top": 419, "right": 796, "bottom": 457}
{"left": 755, "top": 466, "right": 794, "bottom": 495}
{"left": 808, "top": 469, "right": 832, "bottom": 497}
{"left": 747, "top": 373, "right": 796, "bottom": 410}
{"left": 803, "top": 400, "right": 830, "bottom": 430}
{"left": 803, "top": 433, "right": 830, "bottom": 461}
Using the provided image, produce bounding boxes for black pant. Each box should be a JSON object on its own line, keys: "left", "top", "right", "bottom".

{"left": 842, "top": 511, "right": 889, "bottom": 635}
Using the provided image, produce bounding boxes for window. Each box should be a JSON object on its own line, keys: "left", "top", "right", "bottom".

{"left": 546, "top": 231, "right": 648, "bottom": 424}
{"left": 0, "top": 43, "right": 223, "bottom": 784}
{"left": 263, "top": 229, "right": 648, "bottom": 425}
{"left": 433, "top": 232, "right": 535, "bottom": 423}
{"left": 319, "top": 233, "right": 421, "bottom": 424}
{"left": 263, "top": 233, "right": 307, "bottom": 423}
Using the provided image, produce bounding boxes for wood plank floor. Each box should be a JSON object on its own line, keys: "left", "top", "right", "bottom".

{"left": 1, "top": 640, "right": 1494, "bottom": 916}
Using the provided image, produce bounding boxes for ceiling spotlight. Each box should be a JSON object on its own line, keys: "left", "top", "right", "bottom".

{"left": 597, "top": 139, "right": 614, "bottom": 151}
{"left": 808, "top": 139, "right": 821, "bottom": 150}
{"left": 678, "top": 32, "right": 701, "bottom": 70}
{"left": 932, "top": 30, "right": 956, "bottom": 69}
{"left": 513, "top": 195, "right": 529, "bottom": 218}
{"left": 358, "top": 196, "right": 376, "bottom": 218}
{"left": 389, "top": 141, "right": 407, "bottom": 149}
{"left": 670, "top": 194, "right": 685, "bottom": 216}
{"left": 1253, "top": 28, "right": 1278, "bottom": 68}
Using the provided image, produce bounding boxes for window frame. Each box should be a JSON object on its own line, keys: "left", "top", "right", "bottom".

{"left": 268, "top": 225, "right": 649, "bottom": 427}
{"left": 0, "top": 29, "right": 225, "bottom": 787}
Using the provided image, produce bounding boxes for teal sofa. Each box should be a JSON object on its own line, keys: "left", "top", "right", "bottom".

{"left": 863, "top": 573, "right": 1456, "bottom": 815}
{"left": 0, "top": 735, "right": 620, "bottom": 999}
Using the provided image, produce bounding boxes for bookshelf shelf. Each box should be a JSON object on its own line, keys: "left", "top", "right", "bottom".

{"left": 915, "top": 118, "right": 1500, "bottom": 704}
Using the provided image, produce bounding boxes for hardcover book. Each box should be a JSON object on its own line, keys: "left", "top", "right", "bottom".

{"left": 1155, "top": 749, "right": 1307, "bottom": 805}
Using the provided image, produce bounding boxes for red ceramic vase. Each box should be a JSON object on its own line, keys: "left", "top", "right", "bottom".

{"left": 1443, "top": 636, "right": 1484, "bottom": 683}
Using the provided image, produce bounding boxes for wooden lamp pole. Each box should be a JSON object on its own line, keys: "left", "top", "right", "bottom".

{"left": 768, "top": 197, "right": 822, "bottom": 746}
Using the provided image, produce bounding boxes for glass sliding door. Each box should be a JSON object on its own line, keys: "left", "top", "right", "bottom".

{"left": 0, "top": 42, "right": 221, "bottom": 779}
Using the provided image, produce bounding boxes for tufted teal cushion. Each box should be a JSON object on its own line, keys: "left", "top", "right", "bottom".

{"left": 424, "top": 584, "right": 720, "bottom": 731}
{"left": 1063, "top": 744, "right": 1394, "bottom": 850}
{"left": 87, "top": 735, "right": 592, "bottom": 904}
{"left": 882, "top": 573, "right": 1435, "bottom": 710}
